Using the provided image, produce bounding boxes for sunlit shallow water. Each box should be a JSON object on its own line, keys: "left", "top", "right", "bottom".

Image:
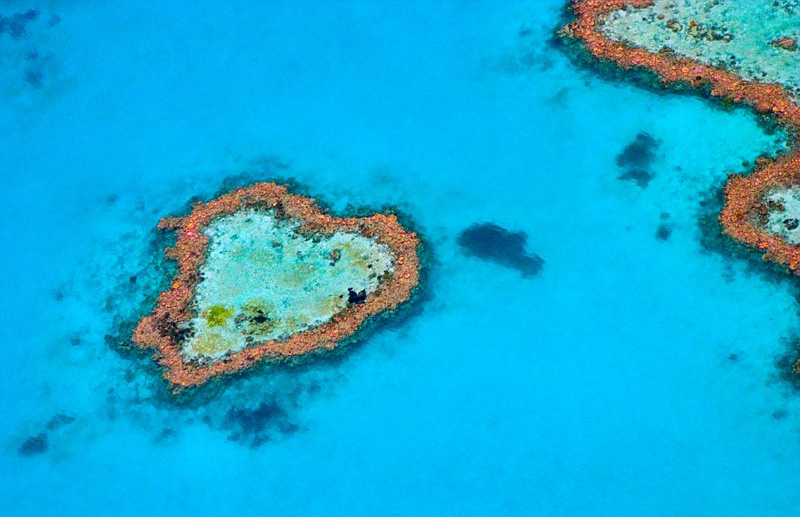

{"left": 2, "top": 1, "right": 800, "bottom": 515}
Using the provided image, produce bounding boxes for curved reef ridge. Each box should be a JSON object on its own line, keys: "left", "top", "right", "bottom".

{"left": 562, "top": 0, "right": 800, "bottom": 374}
{"left": 133, "top": 182, "right": 420, "bottom": 389}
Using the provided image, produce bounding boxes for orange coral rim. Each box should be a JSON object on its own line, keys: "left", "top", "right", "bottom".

{"left": 564, "top": 1, "right": 800, "bottom": 369}
{"left": 564, "top": 0, "right": 800, "bottom": 268}
{"left": 132, "top": 182, "right": 420, "bottom": 389}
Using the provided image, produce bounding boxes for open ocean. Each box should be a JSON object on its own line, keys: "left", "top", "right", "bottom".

{"left": 2, "top": 1, "right": 800, "bottom": 515}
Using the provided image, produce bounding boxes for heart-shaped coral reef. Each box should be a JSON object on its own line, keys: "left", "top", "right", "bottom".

{"left": 132, "top": 182, "right": 420, "bottom": 389}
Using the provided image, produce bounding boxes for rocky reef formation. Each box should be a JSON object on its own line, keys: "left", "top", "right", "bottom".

{"left": 561, "top": 0, "right": 800, "bottom": 374}
{"left": 600, "top": 0, "right": 800, "bottom": 100}
{"left": 133, "top": 182, "right": 420, "bottom": 389}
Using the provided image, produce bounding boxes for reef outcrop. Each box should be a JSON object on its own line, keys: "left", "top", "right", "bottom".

{"left": 562, "top": 0, "right": 800, "bottom": 373}
{"left": 133, "top": 182, "right": 420, "bottom": 389}
{"left": 457, "top": 223, "right": 544, "bottom": 277}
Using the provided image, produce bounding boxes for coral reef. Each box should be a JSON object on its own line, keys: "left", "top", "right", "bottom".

{"left": 133, "top": 182, "right": 420, "bottom": 389}
{"left": 562, "top": 0, "right": 800, "bottom": 375}
{"left": 600, "top": 0, "right": 800, "bottom": 100}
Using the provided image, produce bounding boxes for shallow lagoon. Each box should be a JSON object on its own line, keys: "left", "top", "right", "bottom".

{"left": 2, "top": 1, "right": 800, "bottom": 515}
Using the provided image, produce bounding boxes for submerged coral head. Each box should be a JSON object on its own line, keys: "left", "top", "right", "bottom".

{"left": 457, "top": 222, "right": 544, "bottom": 277}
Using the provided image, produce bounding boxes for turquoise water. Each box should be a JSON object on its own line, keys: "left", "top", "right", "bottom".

{"left": 2, "top": 1, "right": 800, "bottom": 515}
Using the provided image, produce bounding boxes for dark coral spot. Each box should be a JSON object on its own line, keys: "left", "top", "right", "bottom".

{"left": 618, "top": 168, "right": 654, "bottom": 188}
{"left": 518, "top": 49, "right": 554, "bottom": 71}
{"left": 45, "top": 414, "right": 75, "bottom": 431}
{"left": 722, "top": 266, "right": 735, "bottom": 284}
{"left": 655, "top": 224, "right": 672, "bottom": 241}
{"left": 773, "top": 348, "right": 800, "bottom": 391}
{"left": 616, "top": 132, "right": 661, "bottom": 188}
{"left": 154, "top": 428, "right": 178, "bottom": 445}
{"left": 24, "top": 68, "right": 44, "bottom": 88}
{"left": 5, "top": 10, "right": 39, "bottom": 39}
{"left": 18, "top": 433, "right": 48, "bottom": 456}
{"left": 347, "top": 287, "right": 367, "bottom": 304}
{"left": 616, "top": 133, "right": 660, "bottom": 169}
{"left": 224, "top": 400, "right": 299, "bottom": 448}
{"left": 457, "top": 223, "right": 544, "bottom": 277}
{"left": 772, "top": 409, "right": 789, "bottom": 421}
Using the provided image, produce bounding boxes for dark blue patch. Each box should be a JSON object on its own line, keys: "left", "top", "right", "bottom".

{"left": 224, "top": 400, "right": 300, "bottom": 448}
{"left": 18, "top": 433, "right": 48, "bottom": 457}
{"left": 616, "top": 132, "right": 661, "bottom": 188}
{"left": 0, "top": 9, "right": 39, "bottom": 39}
{"left": 618, "top": 168, "right": 653, "bottom": 188}
{"left": 24, "top": 68, "right": 44, "bottom": 88}
{"left": 656, "top": 224, "right": 672, "bottom": 241}
{"left": 772, "top": 409, "right": 789, "bottom": 421}
{"left": 457, "top": 223, "right": 544, "bottom": 277}
{"left": 45, "top": 414, "right": 75, "bottom": 431}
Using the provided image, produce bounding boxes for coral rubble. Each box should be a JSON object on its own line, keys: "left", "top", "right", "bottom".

{"left": 562, "top": 0, "right": 800, "bottom": 373}
{"left": 133, "top": 182, "right": 420, "bottom": 389}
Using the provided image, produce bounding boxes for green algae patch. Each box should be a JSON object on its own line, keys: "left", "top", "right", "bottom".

{"left": 236, "top": 299, "right": 278, "bottom": 337}
{"left": 202, "top": 305, "right": 235, "bottom": 327}
{"left": 191, "top": 331, "right": 239, "bottom": 356}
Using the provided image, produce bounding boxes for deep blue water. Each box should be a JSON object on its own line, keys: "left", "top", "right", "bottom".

{"left": 2, "top": 1, "right": 800, "bottom": 515}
